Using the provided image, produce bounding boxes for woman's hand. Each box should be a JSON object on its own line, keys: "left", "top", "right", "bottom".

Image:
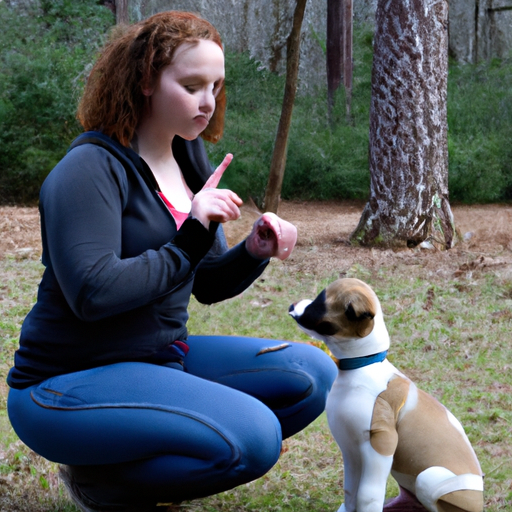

{"left": 245, "top": 212, "right": 297, "bottom": 260}
{"left": 191, "top": 154, "right": 243, "bottom": 228}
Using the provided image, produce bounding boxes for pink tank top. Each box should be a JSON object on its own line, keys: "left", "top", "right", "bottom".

{"left": 157, "top": 192, "right": 190, "bottom": 229}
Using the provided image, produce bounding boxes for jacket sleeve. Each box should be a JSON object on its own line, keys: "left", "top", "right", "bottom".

{"left": 40, "top": 144, "right": 215, "bottom": 322}
{"left": 192, "top": 225, "right": 269, "bottom": 304}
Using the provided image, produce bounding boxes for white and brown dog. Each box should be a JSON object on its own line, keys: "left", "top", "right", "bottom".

{"left": 289, "top": 278, "right": 483, "bottom": 512}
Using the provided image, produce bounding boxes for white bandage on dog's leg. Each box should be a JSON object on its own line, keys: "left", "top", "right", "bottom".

{"left": 415, "top": 467, "right": 483, "bottom": 512}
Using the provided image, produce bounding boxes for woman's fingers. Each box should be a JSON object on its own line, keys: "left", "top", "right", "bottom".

{"left": 207, "top": 193, "right": 241, "bottom": 223}
{"left": 191, "top": 154, "right": 243, "bottom": 228}
{"left": 191, "top": 188, "right": 241, "bottom": 226}
{"left": 203, "top": 153, "right": 233, "bottom": 189}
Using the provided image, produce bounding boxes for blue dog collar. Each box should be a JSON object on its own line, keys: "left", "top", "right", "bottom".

{"left": 337, "top": 350, "right": 388, "bottom": 370}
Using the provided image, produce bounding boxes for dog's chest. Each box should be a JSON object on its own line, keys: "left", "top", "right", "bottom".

{"left": 326, "top": 360, "right": 398, "bottom": 441}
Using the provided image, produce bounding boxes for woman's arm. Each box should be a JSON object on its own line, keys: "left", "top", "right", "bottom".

{"left": 40, "top": 144, "right": 215, "bottom": 321}
{"left": 192, "top": 213, "right": 297, "bottom": 304}
{"left": 192, "top": 227, "right": 269, "bottom": 304}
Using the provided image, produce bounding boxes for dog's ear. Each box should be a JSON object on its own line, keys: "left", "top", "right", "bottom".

{"left": 346, "top": 303, "right": 375, "bottom": 323}
{"left": 344, "top": 302, "right": 375, "bottom": 338}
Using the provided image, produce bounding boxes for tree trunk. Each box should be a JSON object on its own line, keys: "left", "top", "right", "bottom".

{"left": 342, "top": 0, "right": 353, "bottom": 122}
{"left": 327, "top": 0, "right": 343, "bottom": 121}
{"left": 115, "top": 0, "right": 129, "bottom": 25}
{"left": 326, "top": 0, "right": 353, "bottom": 124}
{"left": 351, "top": 0, "right": 456, "bottom": 249}
{"left": 263, "top": 0, "right": 308, "bottom": 214}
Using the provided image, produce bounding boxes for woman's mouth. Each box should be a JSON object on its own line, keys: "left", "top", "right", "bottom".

{"left": 194, "top": 115, "right": 209, "bottom": 127}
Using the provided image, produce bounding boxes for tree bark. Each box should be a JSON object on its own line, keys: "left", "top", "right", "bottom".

{"left": 327, "top": 0, "right": 353, "bottom": 123}
{"left": 263, "top": 0, "right": 308, "bottom": 214}
{"left": 115, "top": 0, "right": 129, "bottom": 25}
{"left": 327, "top": 0, "right": 343, "bottom": 121}
{"left": 342, "top": 0, "right": 353, "bottom": 122}
{"left": 351, "top": 0, "right": 457, "bottom": 249}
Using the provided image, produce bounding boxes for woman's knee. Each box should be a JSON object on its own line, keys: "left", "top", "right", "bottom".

{"left": 7, "top": 368, "right": 283, "bottom": 472}
{"left": 264, "top": 342, "right": 337, "bottom": 438}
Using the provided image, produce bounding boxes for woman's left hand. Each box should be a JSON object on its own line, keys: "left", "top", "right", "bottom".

{"left": 245, "top": 212, "right": 297, "bottom": 260}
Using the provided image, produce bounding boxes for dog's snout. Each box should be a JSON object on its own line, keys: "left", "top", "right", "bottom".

{"left": 288, "top": 303, "right": 296, "bottom": 314}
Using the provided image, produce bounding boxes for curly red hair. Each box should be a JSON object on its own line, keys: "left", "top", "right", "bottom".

{"left": 77, "top": 11, "right": 226, "bottom": 146}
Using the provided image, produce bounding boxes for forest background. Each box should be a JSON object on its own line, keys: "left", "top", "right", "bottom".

{"left": 0, "top": 0, "right": 512, "bottom": 206}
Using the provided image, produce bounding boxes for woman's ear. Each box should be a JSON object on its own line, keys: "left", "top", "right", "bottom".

{"left": 140, "top": 76, "right": 155, "bottom": 97}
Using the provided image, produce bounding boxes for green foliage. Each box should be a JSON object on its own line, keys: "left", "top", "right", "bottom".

{"left": 447, "top": 57, "right": 512, "bottom": 203}
{"left": 1, "top": 8, "right": 512, "bottom": 205}
{"left": 0, "top": 0, "right": 114, "bottom": 204}
{"left": 206, "top": 51, "right": 284, "bottom": 206}
{"left": 210, "top": 25, "right": 374, "bottom": 204}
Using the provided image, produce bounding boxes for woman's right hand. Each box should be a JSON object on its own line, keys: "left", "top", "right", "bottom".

{"left": 190, "top": 154, "right": 243, "bottom": 229}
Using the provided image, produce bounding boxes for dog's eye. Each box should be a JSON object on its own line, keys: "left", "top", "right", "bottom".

{"left": 315, "top": 321, "right": 337, "bottom": 336}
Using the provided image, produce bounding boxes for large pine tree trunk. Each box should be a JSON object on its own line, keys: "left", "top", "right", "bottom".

{"left": 351, "top": 0, "right": 457, "bottom": 249}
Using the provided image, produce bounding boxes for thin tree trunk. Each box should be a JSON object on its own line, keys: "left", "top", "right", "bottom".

{"left": 351, "top": 0, "right": 456, "bottom": 249}
{"left": 327, "top": 0, "right": 353, "bottom": 124}
{"left": 115, "top": 0, "right": 129, "bottom": 25}
{"left": 343, "top": 0, "right": 353, "bottom": 122}
{"left": 327, "top": 0, "right": 343, "bottom": 122}
{"left": 263, "top": 0, "right": 308, "bottom": 214}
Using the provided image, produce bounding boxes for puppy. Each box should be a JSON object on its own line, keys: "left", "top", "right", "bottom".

{"left": 289, "top": 278, "right": 483, "bottom": 512}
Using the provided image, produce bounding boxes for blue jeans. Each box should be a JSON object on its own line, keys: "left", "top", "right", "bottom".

{"left": 8, "top": 335, "right": 337, "bottom": 508}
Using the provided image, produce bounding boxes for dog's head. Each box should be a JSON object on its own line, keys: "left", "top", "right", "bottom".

{"left": 289, "top": 278, "right": 390, "bottom": 359}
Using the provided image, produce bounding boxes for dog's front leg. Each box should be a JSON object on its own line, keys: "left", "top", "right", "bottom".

{"left": 354, "top": 441, "right": 393, "bottom": 511}
{"left": 328, "top": 400, "right": 393, "bottom": 512}
{"left": 334, "top": 441, "right": 393, "bottom": 512}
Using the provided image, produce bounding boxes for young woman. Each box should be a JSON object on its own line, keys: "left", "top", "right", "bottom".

{"left": 6, "top": 11, "right": 337, "bottom": 512}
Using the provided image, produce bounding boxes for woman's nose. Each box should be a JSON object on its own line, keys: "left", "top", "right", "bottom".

{"left": 200, "top": 88, "right": 216, "bottom": 116}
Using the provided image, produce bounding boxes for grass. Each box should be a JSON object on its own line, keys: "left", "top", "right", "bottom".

{"left": 0, "top": 249, "right": 511, "bottom": 510}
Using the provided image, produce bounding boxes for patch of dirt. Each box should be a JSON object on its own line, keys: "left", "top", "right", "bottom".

{"left": 1, "top": 202, "right": 512, "bottom": 278}
{"left": 0, "top": 207, "right": 42, "bottom": 261}
{"left": 224, "top": 200, "right": 512, "bottom": 278}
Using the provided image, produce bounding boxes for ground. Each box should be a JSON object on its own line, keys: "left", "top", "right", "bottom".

{"left": 1, "top": 201, "right": 512, "bottom": 275}
{"left": 0, "top": 201, "right": 511, "bottom": 511}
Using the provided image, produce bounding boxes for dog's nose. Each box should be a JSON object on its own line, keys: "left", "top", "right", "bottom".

{"left": 288, "top": 303, "right": 295, "bottom": 314}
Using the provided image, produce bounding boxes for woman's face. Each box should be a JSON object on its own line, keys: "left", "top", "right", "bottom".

{"left": 142, "top": 39, "right": 225, "bottom": 142}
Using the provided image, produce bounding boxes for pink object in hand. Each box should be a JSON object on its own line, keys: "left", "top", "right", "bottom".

{"left": 247, "top": 212, "right": 298, "bottom": 261}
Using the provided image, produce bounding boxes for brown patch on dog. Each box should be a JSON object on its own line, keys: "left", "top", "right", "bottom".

{"left": 437, "top": 490, "right": 484, "bottom": 512}
{"left": 371, "top": 376, "right": 409, "bottom": 456}
{"left": 391, "top": 386, "right": 482, "bottom": 478}
{"left": 324, "top": 278, "right": 377, "bottom": 338}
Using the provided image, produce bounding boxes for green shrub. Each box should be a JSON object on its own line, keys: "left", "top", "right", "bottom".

{"left": 0, "top": 0, "right": 114, "bottom": 204}
{"left": 209, "top": 24, "right": 374, "bottom": 205}
{"left": 447, "top": 57, "right": 512, "bottom": 202}
{"left": 1, "top": 6, "right": 512, "bottom": 205}
{"left": 206, "top": 51, "right": 284, "bottom": 205}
